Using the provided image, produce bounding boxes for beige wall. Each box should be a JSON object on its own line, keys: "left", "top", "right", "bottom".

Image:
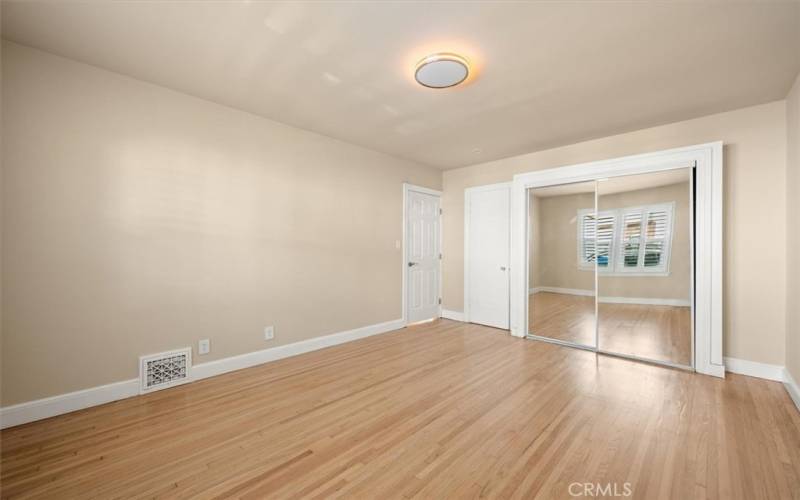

{"left": 0, "top": 42, "right": 442, "bottom": 406}
{"left": 1, "top": 40, "right": 794, "bottom": 406}
{"left": 787, "top": 73, "right": 800, "bottom": 382}
{"left": 531, "top": 181, "right": 691, "bottom": 300}
{"left": 444, "top": 101, "right": 787, "bottom": 365}
{"left": 531, "top": 190, "right": 593, "bottom": 291}
{"left": 528, "top": 192, "right": 542, "bottom": 289}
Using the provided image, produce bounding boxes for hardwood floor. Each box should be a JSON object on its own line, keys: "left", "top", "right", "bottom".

{"left": 529, "top": 291, "right": 596, "bottom": 347}
{"left": 599, "top": 301, "right": 691, "bottom": 366}
{"left": 2, "top": 319, "right": 799, "bottom": 499}
{"left": 530, "top": 292, "right": 692, "bottom": 366}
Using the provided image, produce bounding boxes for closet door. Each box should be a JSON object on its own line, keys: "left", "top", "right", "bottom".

{"left": 528, "top": 181, "right": 597, "bottom": 348}
{"left": 596, "top": 169, "right": 693, "bottom": 367}
{"left": 466, "top": 184, "right": 511, "bottom": 329}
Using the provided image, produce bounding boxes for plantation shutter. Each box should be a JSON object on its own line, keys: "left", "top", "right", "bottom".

{"left": 619, "top": 210, "right": 644, "bottom": 268}
{"left": 642, "top": 207, "right": 670, "bottom": 269}
{"left": 580, "top": 211, "right": 616, "bottom": 268}
{"left": 581, "top": 213, "right": 597, "bottom": 264}
{"left": 578, "top": 203, "right": 673, "bottom": 273}
{"left": 595, "top": 214, "right": 616, "bottom": 269}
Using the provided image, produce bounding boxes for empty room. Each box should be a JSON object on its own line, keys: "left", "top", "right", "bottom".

{"left": 1, "top": 1, "right": 800, "bottom": 498}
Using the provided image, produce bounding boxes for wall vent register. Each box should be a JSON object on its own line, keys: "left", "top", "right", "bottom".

{"left": 139, "top": 348, "right": 192, "bottom": 393}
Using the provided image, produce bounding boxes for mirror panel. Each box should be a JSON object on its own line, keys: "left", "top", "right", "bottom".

{"left": 528, "top": 182, "right": 597, "bottom": 348}
{"left": 596, "top": 169, "right": 693, "bottom": 366}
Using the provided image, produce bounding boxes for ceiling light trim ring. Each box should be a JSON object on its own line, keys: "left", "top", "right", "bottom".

{"left": 414, "top": 52, "right": 470, "bottom": 89}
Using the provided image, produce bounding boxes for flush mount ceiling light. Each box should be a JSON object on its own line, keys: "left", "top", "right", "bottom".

{"left": 414, "top": 53, "right": 470, "bottom": 89}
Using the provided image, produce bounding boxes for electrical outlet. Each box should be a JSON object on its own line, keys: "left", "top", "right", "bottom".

{"left": 198, "top": 339, "right": 210, "bottom": 355}
{"left": 264, "top": 326, "right": 274, "bottom": 341}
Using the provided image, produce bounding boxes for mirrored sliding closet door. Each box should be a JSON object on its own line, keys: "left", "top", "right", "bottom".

{"left": 596, "top": 169, "right": 693, "bottom": 367}
{"left": 528, "top": 182, "right": 597, "bottom": 349}
{"left": 527, "top": 168, "right": 694, "bottom": 369}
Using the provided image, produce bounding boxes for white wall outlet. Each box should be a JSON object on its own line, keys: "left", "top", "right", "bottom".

{"left": 198, "top": 339, "right": 210, "bottom": 355}
{"left": 264, "top": 326, "right": 274, "bottom": 341}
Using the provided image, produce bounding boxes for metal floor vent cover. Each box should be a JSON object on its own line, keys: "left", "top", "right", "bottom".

{"left": 139, "top": 347, "right": 192, "bottom": 393}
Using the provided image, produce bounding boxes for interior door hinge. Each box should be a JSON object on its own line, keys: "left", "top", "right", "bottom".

{"left": 439, "top": 253, "right": 442, "bottom": 259}
{"left": 438, "top": 297, "right": 442, "bottom": 305}
{"left": 439, "top": 208, "right": 443, "bottom": 215}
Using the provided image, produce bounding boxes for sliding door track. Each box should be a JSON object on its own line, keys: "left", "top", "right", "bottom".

{"left": 525, "top": 334, "right": 695, "bottom": 372}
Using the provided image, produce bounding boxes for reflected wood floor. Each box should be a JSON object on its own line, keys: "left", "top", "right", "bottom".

{"left": 530, "top": 292, "right": 692, "bottom": 365}
{"left": 2, "top": 320, "right": 800, "bottom": 499}
{"left": 529, "top": 292, "right": 596, "bottom": 347}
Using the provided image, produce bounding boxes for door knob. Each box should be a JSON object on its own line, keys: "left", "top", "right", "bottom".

{"left": 408, "top": 262, "right": 419, "bottom": 267}
{"left": 500, "top": 266, "right": 507, "bottom": 271}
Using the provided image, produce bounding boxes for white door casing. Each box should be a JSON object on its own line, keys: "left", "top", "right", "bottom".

{"left": 405, "top": 185, "right": 441, "bottom": 324}
{"left": 510, "top": 142, "right": 724, "bottom": 378}
{"left": 464, "top": 183, "right": 511, "bottom": 329}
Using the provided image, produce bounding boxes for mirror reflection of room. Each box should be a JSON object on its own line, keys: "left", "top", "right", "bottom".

{"left": 528, "top": 169, "right": 693, "bottom": 367}
{"left": 597, "top": 169, "right": 692, "bottom": 366}
{"left": 528, "top": 181, "right": 597, "bottom": 348}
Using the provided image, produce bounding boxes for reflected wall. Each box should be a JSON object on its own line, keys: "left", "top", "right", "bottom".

{"left": 527, "top": 169, "right": 693, "bottom": 367}
{"left": 528, "top": 182, "right": 596, "bottom": 348}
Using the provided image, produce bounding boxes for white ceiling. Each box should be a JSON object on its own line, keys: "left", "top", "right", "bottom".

{"left": 3, "top": 1, "right": 799, "bottom": 169}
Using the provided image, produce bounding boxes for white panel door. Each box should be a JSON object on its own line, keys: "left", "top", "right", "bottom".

{"left": 406, "top": 190, "right": 440, "bottom": 324}
{"left": 467, "top": 185, "right": 510, "bottom": 329}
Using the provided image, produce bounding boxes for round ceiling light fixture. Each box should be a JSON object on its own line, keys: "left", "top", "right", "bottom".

{"left": 414, "top": 53, "right": 470, "bottom": 89}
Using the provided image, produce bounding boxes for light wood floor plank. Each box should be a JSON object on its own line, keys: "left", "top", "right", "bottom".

{"left": 530, "top": 292, "right": 692, "bottom": 365}
{"left": 2, "top": 319, "right": 799, "bottom": 499}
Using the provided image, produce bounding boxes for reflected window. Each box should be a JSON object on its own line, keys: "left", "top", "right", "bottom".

{"left": 578, "top": 202, "right": 674, "bottom": 274}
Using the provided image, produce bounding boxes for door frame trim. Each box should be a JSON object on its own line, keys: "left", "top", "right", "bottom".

{"left": 510, "top": 141, "right": 724, "bottom": 378}
{"left": 402, "top": 183, "right": 443, "bottom": 326}
{"left": 464, "top": 182, "right": 512, "bottom": 326}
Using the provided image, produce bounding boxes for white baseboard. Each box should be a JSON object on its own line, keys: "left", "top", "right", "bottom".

{"left": 600, "top": 296, "right": 691, "bottom": 307}
{"left": 0, "top": 378, "right": 140, "bottom": 430}
{"left": 441, "top": 309, "right": 465, "bottom": 322}
{"left": 783, "top": 368, "right": 800, "bottom": 412}
{"left": 704, "top": 363, "right": 726, "bottom": 378}
{"left": 724, "top": 357, "right": 785, "bottom": 381}
{"left": 531, "top": 286, "right": 690, "bottom": 306}
{"left": 192, "top": 318, "right": 404, "bottom": 381}
{"left": 0, "top": 318, "right": 405, "bottom": 429}
{"left": 533, "top": 286, "right": 594, "bottom": 297}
